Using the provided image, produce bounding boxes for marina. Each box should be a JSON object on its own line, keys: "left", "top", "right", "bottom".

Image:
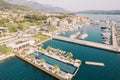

{"left": 43, "top": 39, "right": 120, "bottom": 80}
{"left": 0, "top": 0, "right": 120, "bottom": 80}
{"left": 0, "top": 14, "right": 120, "bottom": 80}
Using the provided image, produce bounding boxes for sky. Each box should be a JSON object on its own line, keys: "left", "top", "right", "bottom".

{"left": 31, "top": 0, "right": 120, "bottom": 11}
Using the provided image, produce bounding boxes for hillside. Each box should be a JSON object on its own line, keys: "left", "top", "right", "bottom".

{"left": 0, "top": 0, "right": 34, "bottom": 11}
{"left": 4, "top": 0, "right": 69, "bottom": 13}
{"left": 75, "top": 10, "right": 120, "bottom": 14}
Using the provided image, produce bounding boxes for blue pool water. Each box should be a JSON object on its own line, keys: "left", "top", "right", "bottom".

{"left": 37, "top": 54, "right": 77, "bottom": 74}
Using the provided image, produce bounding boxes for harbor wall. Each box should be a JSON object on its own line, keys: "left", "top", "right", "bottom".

{"left": 52, "top": 36, "right": 120, "bottom": 53}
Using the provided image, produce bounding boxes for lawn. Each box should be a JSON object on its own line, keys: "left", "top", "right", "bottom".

{"left": 33, "top": 33, "right": 50, "bottom": 41}
{"left": 49, "top": 27, "right": 59, "bottom": 32}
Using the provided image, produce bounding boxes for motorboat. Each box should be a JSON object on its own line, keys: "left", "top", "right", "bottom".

{"left": 103, "top": 41, "right": 110, "bottom": 45}
{"left": 78, "top": 33, "right": 88, "bottom": 40}
{"left": 70, "top": 32, "right": 80, "bottom": 39}
{"left": 101, "top": 26, "right": 107, "bottom": 29}
{"left": 101, "top": 32, "right": 111, "bottom": 36}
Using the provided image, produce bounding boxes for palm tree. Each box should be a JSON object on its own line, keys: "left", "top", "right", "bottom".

{"left": 67, "top": 52, "right": 73, "bottom": 58}
{"left": 38, "top": 44, "right": 43, "bottom": 50}
{"left": 30, "top": 54, "right": 35, "bottom": 60}
{"left": 40, "top": 44, "right": 43, "bottom": 48}
{"left": 40, "top": 59, "right": 46, "bottom": 66}
{"left": 56, "top": 48, "right": 60, "bottom": 54}
{"left": 46, "top": 46, "right": 51, "bottom": 52}
{"left": 53, "top": 65, "right": 60, "bottom": 73}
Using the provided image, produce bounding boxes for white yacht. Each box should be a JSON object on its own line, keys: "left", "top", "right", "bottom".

{"left": 78, "top": 33, "right": 88, "bottom": 40}
{"left": 70, "top": 32, "right": 80, "bottom": 39}
{"left": 101, "top": 32, "right": 111, "bottom": 36}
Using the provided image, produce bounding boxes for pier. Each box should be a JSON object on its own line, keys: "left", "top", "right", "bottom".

{"left": 52, "top": 35, "right": 120, "bottom": 53}
{"left": 85, "top": 61, "right": 105, "bottom": 67}
{"left": 111, "top": 25, "right": 118, "bottom": 47}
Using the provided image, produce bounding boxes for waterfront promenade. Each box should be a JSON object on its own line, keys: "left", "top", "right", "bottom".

{"left": 52, "top": 35, "right": 120, "bottom": 53}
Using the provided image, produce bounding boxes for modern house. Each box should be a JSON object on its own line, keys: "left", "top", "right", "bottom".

{"left": 6, "top": 39, "right": 39, "bottom": 50}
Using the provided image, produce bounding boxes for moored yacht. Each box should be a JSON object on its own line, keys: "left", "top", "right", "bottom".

{"left": 70, "top": 32, "right": 80, "bottom": 39}
{"left": 78, "top": 33, "right": 88, "bottom": 40}
{"left": 103, "top": 40, "right": 110, "bottom": 45}
{"left": 101, "top": 32, "right": 111, "bottom": 36}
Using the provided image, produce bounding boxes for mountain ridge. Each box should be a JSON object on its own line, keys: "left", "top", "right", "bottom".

{"left": 4, "top": 0, "right": 70, "bottom": 13}
{"left": 0, "top": 0, "right": 34, "bottom": 11}
{"left": 75, "top": 10, "right": 120, "bottom": 14}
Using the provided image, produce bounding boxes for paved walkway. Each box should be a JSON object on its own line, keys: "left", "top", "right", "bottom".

{"left": 111, "top": 25, "right": 119, "bottom": 47}
{"left": 0, "top": 36, "right": 17, "bottom": 44}
{"left": 52, "top": 35, "right": 120, "bottom": 53}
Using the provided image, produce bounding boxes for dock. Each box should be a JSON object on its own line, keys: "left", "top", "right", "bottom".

{"left": 85, "top": 61, "right": 105, "bottom": 67}
{"left": 111, "top": 25, "right": 118, "bottom": 47}
{"left": 52, "top": 35, "right": 120, "bottom": 53}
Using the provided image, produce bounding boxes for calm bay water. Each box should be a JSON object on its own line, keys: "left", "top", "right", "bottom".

{"left": 0, "top": 57, "right": 57, "bottom": 80}
{"left": 0, "top": 14, "right": 120, "bottom": 80}
{"left": 43, "top": 39, "right": 120, "bottom": 80}
{"left": 60, "top": 14, "right": 120, "bottom": 43}
{"left": 60, "top": 24, "right": 103, "bottom": 43}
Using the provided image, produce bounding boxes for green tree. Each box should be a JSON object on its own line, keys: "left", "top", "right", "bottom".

{"left": 40, "top": 59, "right": 45, "bottom": 66}
{"left": 53, "top": 65, "right": 60, "bottom": 73}
{"left": 30, "top": 54, "right": 35, "bottom": 60}
{"left": 0, "top": 45, "right": 13, "bottom": 55}
{"left": 46, "top": 46, "right": 51, "bottom": 52}
{"left": 67, "top": 52, "right": 73, "bottom": 58}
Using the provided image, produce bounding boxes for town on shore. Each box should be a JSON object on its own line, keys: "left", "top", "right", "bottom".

{"left": 0, "top": 9, "right": 120, "bottom": 80}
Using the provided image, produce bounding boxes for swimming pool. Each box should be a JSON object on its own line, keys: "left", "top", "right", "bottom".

{"left": 33, "top": 52, "right": 77, "bottom": 74}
